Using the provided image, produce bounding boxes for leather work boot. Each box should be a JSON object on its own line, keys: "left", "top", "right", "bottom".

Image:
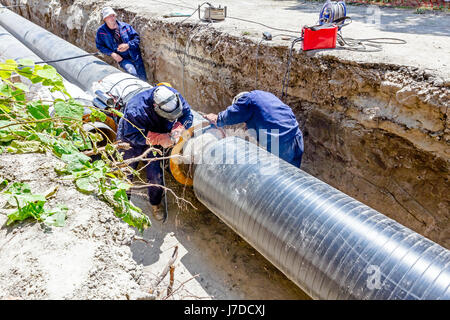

{"left": 151, "top": 204, "right": 165, "bottom": 221}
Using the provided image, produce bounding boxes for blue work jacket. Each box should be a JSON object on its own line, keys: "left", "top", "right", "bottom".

{"left": 117, "top": 86, "right": 194, "bottom": 146}
{"left": 95, "top": 20, "right": 142, "bottom": 62}
{"left": 217, "top": 90, "right": 303, "bottom": 150}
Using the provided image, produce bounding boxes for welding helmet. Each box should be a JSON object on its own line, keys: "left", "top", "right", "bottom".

{"left": 153, "top": 86, "right": 183, "bottom": 121}
{"left": 232, "top": 91, "right": 250, "bottom": 105}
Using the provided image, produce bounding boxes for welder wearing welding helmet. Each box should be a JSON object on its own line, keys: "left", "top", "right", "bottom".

{"left": 116, "top": 85, "right": 193, "bottom": 220}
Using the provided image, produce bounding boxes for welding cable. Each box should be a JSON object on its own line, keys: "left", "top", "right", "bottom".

{"left": 32, "top": 52, "right": 100, "bottom": 64}
{"left": 195, "top": 110, "right": 227, "bottom": 138}
{"left": 281, "top": 36, "right": 303, "bottom": 101}
{"left": 255, "top": 34, "right": 298, "bottom": 89}
{"left": 337, "top": 33, "right": 406, "bottom": 52}
{"left": 175, "top": 20, "right": 212, "bottom": 96}
{"left": 14, "top": 52, "right": 100, "bottom": 66}
{"left": 106, "top": 77, "right": 140, "bottom": 95}
{"left": 171, "top": 2, "right": 212, "bottom": 97}
{"left": 161, "top": 151, "right": 168, "bottom": 223}
{"left": 146, "top": 0, "right": 300, "bottom": 33}
{"left": 337, "top": 33, "right": 382, "bottom": 52}
{"left": 178, "top": 1, "right": 211, "bottom": 24}
{"left": 255, "top": 39, "right": 265, "bottom": 90}
{"left": 227, "top": 16, "right": 299, "bottom": 34}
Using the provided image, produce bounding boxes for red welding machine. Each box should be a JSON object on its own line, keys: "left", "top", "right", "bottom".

{"left": 302, "top": 25, "right": 338, "bottom": 51}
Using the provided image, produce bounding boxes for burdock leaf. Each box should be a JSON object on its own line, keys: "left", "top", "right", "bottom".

{"left": 27, "top": 102, "right": 50, "bottom": 120}
{"left": 89, "top": 108, "right": 107, "bottom": 122}
{"left": 43, "top": 205, "right": 68, "bottom": 227}
{"left": 11, "top": 82, "right": 29, "bottom": 92}
{"left": 9, "top": 140, "right": 44, "bottom": 154}
{"left": 36, "top": 65, "right": 57, "bottom": 80}
{"left": 75, "top": 176, "right": 98, "bottom": 193}
{"left": 17, "top": 59, "right": 35, "bottom": 67}
{"left": 54, "top": 100, "right": 84, "bottom": 121}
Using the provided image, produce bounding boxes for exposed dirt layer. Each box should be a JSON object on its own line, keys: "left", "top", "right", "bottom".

{"left": 0, "top": 153, "right": 155, "bottom": 300}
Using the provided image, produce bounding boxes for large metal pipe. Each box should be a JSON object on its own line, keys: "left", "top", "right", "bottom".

{"left": 0, "top": 6, "right": 158, "bottom": 114}
{"left": 194, "top": 137, "right": 450, "bottom": 300}
{"left": 0, "top": 24, "right": 92, "bottom": 103}
{"left": 0, "top": 24, "right": 39, "bottom": 61}
{"left": 0, "top": 22, "right": 117, "bottom": 145}
{"left": 0, "top": 5, "right": 118, "bottom": 92}
{"left": 3, "top": 7, "right": 449, "bottom": 300}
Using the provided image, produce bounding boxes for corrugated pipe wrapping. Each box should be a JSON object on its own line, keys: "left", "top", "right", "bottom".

{"left": 193, "top": 137, "right": 450, "bottom": 300}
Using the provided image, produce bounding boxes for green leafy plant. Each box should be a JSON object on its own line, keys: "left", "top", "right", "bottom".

{"left": 1, "top": 180, "right": 67, "bottom": 227}
{"left": 0, "top": 59, "right": 151, "bottom": 232}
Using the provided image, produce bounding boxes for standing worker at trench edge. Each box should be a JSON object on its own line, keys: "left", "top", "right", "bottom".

{"left": 117, "top": 85, "right": 193, "bottom": 221}
{"left": 205, "top": 90, "right": 304, "bottom": 167}
{"left": 95, "top": 7, "right": 148, "bottom": 81}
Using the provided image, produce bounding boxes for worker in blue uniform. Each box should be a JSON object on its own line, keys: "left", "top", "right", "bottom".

{"left": 205, "top": 90, "right": 304, "bottom": 167}
{"left": 95, "top": 7, "right": 147, "bottom": 81}
{"left": 117, "top": 85, "right": 193, "bottom": 220}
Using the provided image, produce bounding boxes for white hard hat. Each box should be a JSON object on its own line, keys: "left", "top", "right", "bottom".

{"left": 232, "top": 91, "right": 250, "bottom": 105}
{"left": 102, "top": 7, "right": 116, "bottom": 20}
{"left": 153, "top": 86, "right": 183, "bottom": 121}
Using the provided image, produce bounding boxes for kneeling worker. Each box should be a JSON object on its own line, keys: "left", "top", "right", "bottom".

{"left": 205, "top": 90, "right": 304, "bottom": 167}
{"left": 96, "top": 7, "right": 148, "bottom": 81}
{"left": 117, "top": 85, "right": 193, "bottom": 220}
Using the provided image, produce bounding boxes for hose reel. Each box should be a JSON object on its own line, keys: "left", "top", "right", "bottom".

{"left": 319, "top": 0, "right": 347, "bottom": 30}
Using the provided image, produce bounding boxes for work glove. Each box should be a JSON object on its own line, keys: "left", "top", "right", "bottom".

{"left": 204, "top": 113, "right": 218, "bottom": 125}
{"left": 170, "top": 121, "right": 185, "bottom": 142}
{"left": 146, "top": 131, "right": 174, "bottom": 148}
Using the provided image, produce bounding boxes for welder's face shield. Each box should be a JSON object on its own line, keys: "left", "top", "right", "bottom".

{"left": 154, "top": 91, "right": 183, "bottom": 121}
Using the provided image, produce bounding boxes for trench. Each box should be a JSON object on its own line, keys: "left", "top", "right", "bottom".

{"left": 1, "top": 0, "right": 448, "bottom": 300}
{"left": 3, "top": 0, "right": 447, "bottom": 249}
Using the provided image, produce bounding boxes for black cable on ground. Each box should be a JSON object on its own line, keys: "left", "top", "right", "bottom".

{"left": 147, "top": 0, "right": 193, "bottom": 10}
{"left": 227, "top": 16, "right": 299, "bottom": 34}
{"left": 161, "top": 153, "right": 168, "bottom": 223}
{"left": 148, "top": 0, "right": 300, "bottom": 33}
{"left": 337, "top": 33, "right": 407, "bottom": 52}
{"left": 178, "top": 1, "right": 210, "bottom": 25}
{"left": 34, "top": 52, "right": 100, "bottom": 64}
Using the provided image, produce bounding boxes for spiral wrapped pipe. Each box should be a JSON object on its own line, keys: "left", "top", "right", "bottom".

{"left": 193, "top": 137, "right": 450, "bottom": 300}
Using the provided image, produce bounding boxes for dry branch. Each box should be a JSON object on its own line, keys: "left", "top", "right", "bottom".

{"left": 153, "top": 245, "right": 179, "bottom": 288}
{"left": 167, "top": 265, "right": 175, "bottom": 297}
{"left": 83, "top": 142, "right": 132, "bottom": 156}
{"left": 163, "top": 274, "right": 200, "bottom": 300}
{"left": 130, "top": 183, "right": 197, "bottom": 210}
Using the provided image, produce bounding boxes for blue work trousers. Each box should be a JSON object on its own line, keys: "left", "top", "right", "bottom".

{"left": 122, "top": 144, "right": 163, "bottom": 206}
{"left": 273, "top": 133, "right": 304, "bottom": 168}
{"left": 119, "top": 57, "right": 148, "bottom": 82}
